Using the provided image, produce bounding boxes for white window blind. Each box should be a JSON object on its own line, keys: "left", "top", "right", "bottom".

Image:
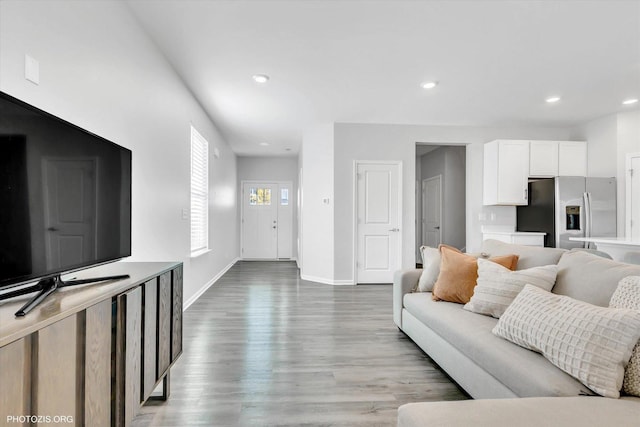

{"left": 190, "top": 126, "right": 209, "bottom": 254}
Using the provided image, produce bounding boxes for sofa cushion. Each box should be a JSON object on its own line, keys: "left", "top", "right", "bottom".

{"left": 463, "top": 259, "right": 558, "bottom": 318}
{"left": 432, "top": 245, "right": 518, "bottom": 304}
{"left": 403, "top": 292, "right": 593, "bottom": 397}
{"left": 493, "top": 285, "right": 640, "bottom": 398}
{"left": 610, "top": 276, "right": 640, "bottom": 397}
{"left": 554, "top": 251, "right": 640, "bottom": 306}
{"left": 397, "top": 396, "right": 640, "bottom": 427}
{"left": 481, "top": 239, "right": 566, "bottom": 270}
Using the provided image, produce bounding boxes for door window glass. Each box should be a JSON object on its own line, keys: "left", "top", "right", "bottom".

{"left": 250, "top": 187, "right": 271, "bottom": 205}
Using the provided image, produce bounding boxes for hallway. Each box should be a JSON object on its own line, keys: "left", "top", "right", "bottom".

{"left": 133, "top": 261, "right": 467, "bottom": 426}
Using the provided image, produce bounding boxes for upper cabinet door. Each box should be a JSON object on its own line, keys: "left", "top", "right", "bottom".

{"left": 558, "top": 141, "right": 587, "bottom": 176}
{"left": 483, "top": 140, "right": 530, "bottom": 205}
{"left": 529, "top": 141, "right": 559, "bottom": 177}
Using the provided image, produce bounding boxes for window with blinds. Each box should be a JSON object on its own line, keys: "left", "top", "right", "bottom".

{"left": 190, "top": 126, "right": 209, "bottom": 254}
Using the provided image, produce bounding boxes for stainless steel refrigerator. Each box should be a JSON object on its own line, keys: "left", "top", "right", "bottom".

{"left": 516, "top": 177, "right": 617, "bottom": 249}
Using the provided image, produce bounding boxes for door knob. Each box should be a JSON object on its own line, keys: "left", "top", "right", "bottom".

{"left": 434, "top": 226, "right": 440, "bottom": 230}
{"left": 389, "top": 228, "right": 400, "bottom": 232}
{"left": 273, "top": 226, "right": 277, "bottom": 229}
{"left": 47, "top": 227, "right": 58, "bottom": 231}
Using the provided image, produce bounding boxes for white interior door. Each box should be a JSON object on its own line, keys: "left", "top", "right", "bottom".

{"left": 43, "top": 158, "right": 97, "bottom": 269}
{"left": 356, "top": 162, "right": 401, "bottom": 283}
{"left": 630, "top": 156, "right": 640, "bottom": 240}
{"left": 242, "top": 181, "right": 293, "bottom": 259}
{"left": 422, "top": 175, "right": 442, "bottom": 248}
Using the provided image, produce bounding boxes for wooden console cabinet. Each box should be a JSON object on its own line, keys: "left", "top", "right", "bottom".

{"left": 0, "top": 262, "right": 183, "bottom": 427}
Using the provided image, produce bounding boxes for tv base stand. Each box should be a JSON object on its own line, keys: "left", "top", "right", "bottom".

{"left": 0, "top": 274, "right": 130, "bottom": 317}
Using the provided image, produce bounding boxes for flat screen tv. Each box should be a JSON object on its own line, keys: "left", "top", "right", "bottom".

{"left": 0, "top": 91, "right": 132, "bottom": 316}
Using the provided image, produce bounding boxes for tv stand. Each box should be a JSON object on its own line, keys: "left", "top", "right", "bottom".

{"left": 0, "top": 273, "right": 130, "bottom": 317}
{"left": 0, "top": 262, "right": 183, "bottom": 427}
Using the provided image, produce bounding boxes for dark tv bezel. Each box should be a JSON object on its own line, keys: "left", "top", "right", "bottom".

{"left": 0, "top": 90, "right": 132, "bottom": 292}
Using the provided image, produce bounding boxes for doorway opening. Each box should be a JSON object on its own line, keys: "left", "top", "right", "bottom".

{"left": 415, "top": 145, "right": 466, "bottom": 263}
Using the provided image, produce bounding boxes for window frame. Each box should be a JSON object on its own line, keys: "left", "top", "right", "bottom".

{"left": 190, "top": 126, "right": 209, "bottom": 256}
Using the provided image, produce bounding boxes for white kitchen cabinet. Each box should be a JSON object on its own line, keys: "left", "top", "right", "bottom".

{"left": 530, "top": 141, "right": 587, "bottom": 177}
{"left": 558, "top": 141, "right": 587, "bottom": 176}
{"left": 482, "top": 231, "right": 545, "bottom": 247}
{"left": 529, "top": 141, "right": 559, "bottom": 177}
{"left": 483, "top": 140, "right": 530, "bottom": 205}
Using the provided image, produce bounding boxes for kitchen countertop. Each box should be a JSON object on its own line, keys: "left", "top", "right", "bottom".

{"left": 569, "top": 237, "right": 640, "bottom": 246}
{"left": 483, "top": 231, "right": 546, "bottom": 236}
{"left": 569, "top": 237, "right": 640, "bottom": 262}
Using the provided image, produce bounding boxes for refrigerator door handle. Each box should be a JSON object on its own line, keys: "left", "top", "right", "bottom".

{"left": 588, "top": 192, "right": 594, "bottom": 242}
{"left": 583, "top": 192, "right": 592, "bottom": 249}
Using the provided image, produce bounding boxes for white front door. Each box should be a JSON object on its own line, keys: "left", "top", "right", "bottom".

{"left": 423, "top": 175, "right": 442, "bottom": 248}
{"left": 43, "top": 158, "right": 97, "bottom": 269}
{"left": 356, "top": 162, "right": 401, "bottom": 283}
{"left": 241, "top": 181, "right": 293, "bottom": 259}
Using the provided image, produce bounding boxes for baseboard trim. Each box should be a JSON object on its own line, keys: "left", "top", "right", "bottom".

{"left": 300, "top": 274, "right": 354, "bottom": 286}
{"left": 184, "top": 257, "right": 239, "bottom": 310}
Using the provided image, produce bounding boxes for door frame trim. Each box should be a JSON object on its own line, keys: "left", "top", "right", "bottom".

{"left": 352, "top": 160, "right": 403, "bottom": 285}
{"left": 240, "top": 180, "right": 293, "bottom": 260}
{"left": 626, "top": 152, "right": 640, "bottom": 238}
{"left": 422, "top": 174, "right": 442, "bottom": 247}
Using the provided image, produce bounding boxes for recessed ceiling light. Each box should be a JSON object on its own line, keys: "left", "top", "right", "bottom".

{"left": 421, "top": 81, "right": 437, "bottom": 90}
{"left": 259, "top": 142, "right": 269, "bottom": 146}
{"left": 253, "top": 74, "right": 269, "bottom": 83}
{"left": 622, "top": 98, "right": 638, "bottom": 105}
{"left": 546, "top": 96, "right": 561, "bottom": 103}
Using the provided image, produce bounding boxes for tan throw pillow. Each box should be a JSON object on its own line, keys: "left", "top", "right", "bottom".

{"left": 432, "top": 245, "right": 519, "bottom": 304}
{"left": 494, "top": 285, "right": 640, "bottom": 398}
{"left": 464, "top": 259, "right": 558, "bottom": 318}
{"left": 417, "top": 246, "right": 441, "bottom": 292}
{"left": 609, "top": 276, "right": 640, "bottom": 397}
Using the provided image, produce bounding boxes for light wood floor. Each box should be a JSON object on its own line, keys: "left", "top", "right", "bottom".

{"left": 133, "top": 261, "right": 468, "bottom": 427}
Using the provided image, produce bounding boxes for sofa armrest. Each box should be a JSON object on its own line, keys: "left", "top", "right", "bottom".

{"left": 393, "top": 269, "right": 422, "bottom": 328}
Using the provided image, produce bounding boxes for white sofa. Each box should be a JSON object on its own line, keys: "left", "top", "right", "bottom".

{"left": 394, "top": 240, "right": 640, "bottom": 426}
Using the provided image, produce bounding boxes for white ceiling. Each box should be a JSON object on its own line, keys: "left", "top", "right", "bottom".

{"left": 127, "top": 0, "right": 640, "bottom": 156}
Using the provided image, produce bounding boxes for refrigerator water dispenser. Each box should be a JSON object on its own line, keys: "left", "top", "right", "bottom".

{"left": 566, "top": 206, "right": 581, "bottom": 230}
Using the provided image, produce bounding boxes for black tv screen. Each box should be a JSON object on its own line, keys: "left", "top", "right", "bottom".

{"left": 0, "top": 91, "right": 132, "bottom": 291}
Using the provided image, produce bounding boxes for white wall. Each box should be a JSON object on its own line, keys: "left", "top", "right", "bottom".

{"left": 573, "top": 115, "right": 618, "bottom": 177}
{"left": 237, "top": 156, "right": 299, "bottom": 259}
{"left": 332, "top": 123, "right": 573, "bottom": 283}
{"left": 617, "top": 111, "right": 640, "bottom": 236}
{"left": 0, "top": 0, "right": 239, "bottom": 305}
{"left": 572, "top": 110, "right": 640, "bottom": 236}
{"left": 300, "top": 124, "right": 334, "bottom": 283}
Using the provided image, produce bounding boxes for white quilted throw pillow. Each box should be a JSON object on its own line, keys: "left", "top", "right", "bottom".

{"left": 609, "top": 276, "right": 640, "bottom": 397}
{"left": 493, "top": 284, "right": 640, "bottom": 398}
{"left": 464, "top": 258, "right": 558, "bottom": 318}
